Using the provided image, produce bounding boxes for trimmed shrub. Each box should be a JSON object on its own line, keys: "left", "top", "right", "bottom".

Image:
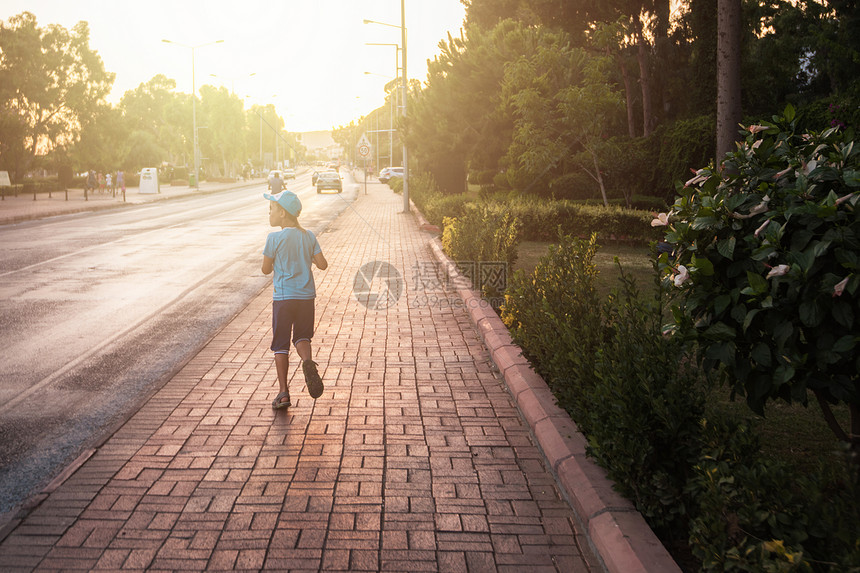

{"left": 502, "top": 232, "right": 604, "bottom": 418}
{"left": 441, "top": 203, "right": 520, "bottom": 298}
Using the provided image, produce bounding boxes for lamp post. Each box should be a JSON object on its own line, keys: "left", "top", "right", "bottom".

{"left": 209, "top": 72, "right": 256, "bottom": 95}
{"left": 162, "top": 38, "right": 224, "bottom": 190}
{"left": 364, "top": 3, "right": 408, "bottom": 212}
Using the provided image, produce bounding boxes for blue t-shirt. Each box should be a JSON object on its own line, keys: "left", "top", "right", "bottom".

{"left": 263, "top": 228, "right": 322, "bottom": 300}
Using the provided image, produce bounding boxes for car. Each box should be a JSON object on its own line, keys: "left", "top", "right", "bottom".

{"left": 379, "top": 167, "right": 404, "bottom": 184}
{"left": 283, "top": 168, "right": 296, "bottom": 179}
{"left": 316, "top": 171, "right": 342, "bottom": 194}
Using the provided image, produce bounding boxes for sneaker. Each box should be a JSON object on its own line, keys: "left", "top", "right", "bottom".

{"left": 302, "top": 360, "right": 324, "bottom": 399}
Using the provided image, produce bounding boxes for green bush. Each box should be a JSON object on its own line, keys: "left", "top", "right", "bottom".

{"left": 689, "top": 419, "right": 860, "bottom": 571}
{"left": 658, "top": 105, "right": 860, "bottom": 446}
{"left": 585, "top": 264, "right": 705, "bottom": 537}
{"left": 442, "top": 203, "right": 521, "bottom": 296}
{"left": 502, "top": 232, "right": 604, "bottom": 419}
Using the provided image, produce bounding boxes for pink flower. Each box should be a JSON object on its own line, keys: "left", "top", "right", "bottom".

{"left": 833, "top": 276, "right": 849, "bottom": 297}
{"left": 685, "top": 169, "right": 708, "bottom": 188}
{"left": 774, "top": 167, "right": 792, "bottom": 180}
{"left": 748, "top": 125, "right": 768, "bottom": 133}
{"left": 836, "top": 193, "right": 855, "bottom": 206}
{"left": 754, "top": 219, "right": 771, "bottom": 238}
{"left": 651, "top": 213, "right": 669, "bottom": 227}
{"left": 766, "top": 264, "right": 790, "bottom": 279}
{"left": 749, "top": 195, "right": 771, "bottom": 216}
{"left": 673, "top": 265, "right": 690, "bottom": 287}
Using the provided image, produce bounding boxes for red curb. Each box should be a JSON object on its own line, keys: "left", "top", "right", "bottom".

{"left": 425, "top": 233, "right": 681, "bottom": 573}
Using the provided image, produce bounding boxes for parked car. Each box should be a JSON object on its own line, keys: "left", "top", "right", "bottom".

{"left": 379, "top": 167, "right": 404, "bottom": 184}
{"left": 316, "top": 171, "right": 342, "bottom": 194}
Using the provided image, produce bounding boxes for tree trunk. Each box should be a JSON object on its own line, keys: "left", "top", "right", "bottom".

{"left": 620, "top": 57, "right": 637, "bottom": 138}
{"left": 716, "top": 0, "right": 742, "bottom": 161}
{"left": 632, "top": 14, "right": 654, "bottom": 137}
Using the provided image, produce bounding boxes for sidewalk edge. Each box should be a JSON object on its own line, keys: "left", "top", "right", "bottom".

{"left": 414, "top": 204, "right": 681, "bottom": 573}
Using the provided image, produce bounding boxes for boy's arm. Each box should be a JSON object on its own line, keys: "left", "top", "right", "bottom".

{"left": 262, "top": 255, "right": 274, "bottom": 275}
{"left": 313, "top": 251, "right": 328, "bottom": 270}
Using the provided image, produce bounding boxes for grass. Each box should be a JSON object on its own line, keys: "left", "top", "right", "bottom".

{"left": 515, "top": 240, "right": 656, "bottom": 297}
{"left": 513, "top": 239, "right": 852, "bottom": 474}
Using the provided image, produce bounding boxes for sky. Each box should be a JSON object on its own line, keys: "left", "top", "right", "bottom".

{"left": 0, "top": 0, "right": 467, "bottom": 133}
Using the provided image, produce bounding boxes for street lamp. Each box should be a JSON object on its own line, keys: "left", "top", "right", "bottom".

{"left": 162, "top": 38, "right": 224, "bottom": 190}
{"left": 209, "top": 72, "right": 256, "bottom": 95}
{"left": 363, "top": 4, "right": 409, "bottom": 212}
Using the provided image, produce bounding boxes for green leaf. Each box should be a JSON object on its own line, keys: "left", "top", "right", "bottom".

{"left": 717, "top": 237, "right": 736, "bottom": 260}
{"left": 743, "top": 308, "right": 761, "bottom": 332}
{"left": 832, "top": 335, "right": 856, "bottom": 354}
{"left": 692, "top": 256, "right": 714, "bottom": 276}
{"left": 799, "top": 298, "right": 826, "bottom": 327}
{"left": 774, "top": 364, "right": 796, "bottom": 385}
{"left": 691, "top": 216, "right": 718, "bottom": 231}
{"left": 784, "top": 103, "right": 796, "bottom": 122}
{"left": 751, "top": 343, "right": 772, "bottom": 367}
{"left": 713, "top": 295, "right": 732, "bottom": 317}
{"left": 746, "top": 271, "right": 769, "bottom": 295}
{"left": 703, "top": 322, "right": 736, "bottom": 340}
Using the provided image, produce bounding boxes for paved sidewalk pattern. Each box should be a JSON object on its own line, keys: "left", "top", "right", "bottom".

{"left": 0, "top": 183, "right": 600, "bottom": 571}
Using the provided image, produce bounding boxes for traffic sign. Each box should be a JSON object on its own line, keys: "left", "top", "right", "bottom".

{"left": 358, "top": 144, "right": 370, "bottom": 157}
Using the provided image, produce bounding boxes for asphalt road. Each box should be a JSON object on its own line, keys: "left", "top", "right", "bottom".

{"left": 0, "top": 170, "right": 358, "bottom": 518}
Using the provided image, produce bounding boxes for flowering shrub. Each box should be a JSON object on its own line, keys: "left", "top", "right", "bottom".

{"left": 657, "top": 105, "right": 860, "bottom": 449}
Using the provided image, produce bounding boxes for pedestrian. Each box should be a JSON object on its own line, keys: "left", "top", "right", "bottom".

{"left": 106, "top": 172, "right": 112, "bottom": 194}
{"left": 86, "top": 170, "right": 96, "bottom": 193}
{"left": 98, "top": 172, "right": 105, "bottom": 193}
{"left": 261, "top": 190, "right": 328, "bottom": 409}
{"left": 117, "top": 170, "right": 125, "bottom": 194}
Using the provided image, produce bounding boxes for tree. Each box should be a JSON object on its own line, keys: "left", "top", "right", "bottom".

{"left": 502, "top": 36, "right": 624, "bottom": 204}
{"left": 0, "top": 12, "right": 113, "bottom": 180}
{"left": 119, "top": 75, "right": 189, "bottom": 166}
{"left": 198, "top": 85, "right": 246, "bottom": 177}
{"left": 716, "top": 0, "right": 743, "bottom": 159}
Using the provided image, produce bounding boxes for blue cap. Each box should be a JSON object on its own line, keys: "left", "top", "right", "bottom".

{"left": 264, "top": 190, "right": 302, "bottom": 217}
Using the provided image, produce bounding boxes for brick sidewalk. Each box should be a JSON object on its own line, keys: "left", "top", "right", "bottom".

{"left": 0, "top": 182, "right": 602, "bottom": 571}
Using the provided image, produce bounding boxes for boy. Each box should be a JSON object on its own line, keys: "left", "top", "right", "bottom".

{"left": 262, "top": 190, "right": 328, "bottom": 408}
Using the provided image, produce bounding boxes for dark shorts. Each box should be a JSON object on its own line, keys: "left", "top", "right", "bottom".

{"left": 271, "top": 299, "right": 315, "bottom": 353}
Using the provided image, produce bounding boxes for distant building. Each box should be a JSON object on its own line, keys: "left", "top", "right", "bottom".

{"left": 299, "top": 131, "right": 343, "bottom": 161}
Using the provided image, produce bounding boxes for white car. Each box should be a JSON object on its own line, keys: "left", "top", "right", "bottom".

{"left": 283, "top": 168, "right": 296, "bottom": 179}
{"left": 379, "top": 167, "right": 404, "bottom": 184}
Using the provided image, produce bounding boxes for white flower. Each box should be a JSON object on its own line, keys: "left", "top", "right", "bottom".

{"left": 651, "top": 213, "right": 670, "bottom": 227}
{"left": 673, "top": 265, "right": 690, "bottom": 287}
{"left": 752, "top": 139, "right": 763, "bottom": 149}
{"left": 833, "top": 276, "right": 849, "bottom": 297}
{"left": 748, "top": 125, "right": 769, "bottom": 134}
{"left": 766, "top": 264, "right": 790, "bottom": 279}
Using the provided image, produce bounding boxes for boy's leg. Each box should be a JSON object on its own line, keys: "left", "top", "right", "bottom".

{"left": 271, "top": 300, "right": 292, "bottom": 408}
{"left": 274, "top": 352, "right": 290, "bottom": 400}
{"left": 293, "top": 301, "right": 323, "bottom": 399}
